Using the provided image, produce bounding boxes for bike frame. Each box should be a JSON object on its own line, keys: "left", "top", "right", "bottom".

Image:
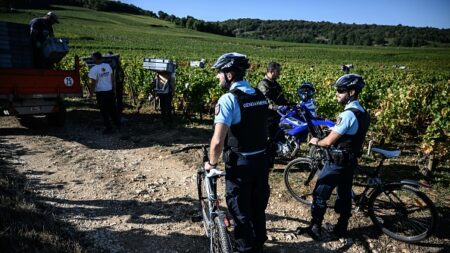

{"left": 352, "top": 155, "right": 428, "bottom": 212}
{"left": 198, "top": 164, "right": 231, "bottom": 252}
{"left": 171, "top": 144, "right": 231, "bottom": 247}
{"left": 277, "top": 104, "right": 334, "bottom": 140}
{"left": 200, "top": 169, "right": 224, "bottom": 221}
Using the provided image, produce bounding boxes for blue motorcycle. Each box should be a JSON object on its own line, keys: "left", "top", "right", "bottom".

{"left": 273, "top": 84, "right": 335, "bottom": 160}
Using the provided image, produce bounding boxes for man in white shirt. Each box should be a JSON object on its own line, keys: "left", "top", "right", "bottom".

{"left": 88, "top": 52, "right": 120, "bottom": 134}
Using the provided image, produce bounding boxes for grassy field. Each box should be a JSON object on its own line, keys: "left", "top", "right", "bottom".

{"left": 2, "top": 5, "right": 450, "bottom": 68}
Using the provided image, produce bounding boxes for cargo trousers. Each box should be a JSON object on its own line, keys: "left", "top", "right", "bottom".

{"left": 311, "top": 159, "right": 356, "bottom": 226}
{"left": 224, "top": 151, "right": 270, "bottom": 253}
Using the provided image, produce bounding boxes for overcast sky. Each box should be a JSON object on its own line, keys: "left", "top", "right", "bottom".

{"left": 120, "top": 0, "right": 450, "bottom": 29}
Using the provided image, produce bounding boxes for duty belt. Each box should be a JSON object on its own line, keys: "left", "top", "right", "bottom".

{"left": 233, "top": 149, "right": 266, "bottom": 158}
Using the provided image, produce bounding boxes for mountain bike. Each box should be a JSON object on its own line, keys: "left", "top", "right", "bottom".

{"left": 283, "top": 144, "right": 438, "bottom": 243}
{"left": 171, "top": 145, "right": 233, "bottom": 253}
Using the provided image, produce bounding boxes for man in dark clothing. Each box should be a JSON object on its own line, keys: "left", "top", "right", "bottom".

{"left": 153, "top": 71, "right": 175, "bottom": 121}
{"left": 257, "top": 62, "right": 290, "bottom": 166}
{"left": 108, "top": 52, "right": 126, "bottom": 120}
{"left": 29, "top": 11, "right": 59, "bottom": 68}
{"left": 257, "top": 62, "right": 289, "bottom": 113}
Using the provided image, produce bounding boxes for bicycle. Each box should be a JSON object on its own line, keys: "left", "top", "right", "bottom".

{"left": 171, "top": 145, "right": 233, "bottom": 253}
{"left": 283, "top": 144, "right": 438, "bottom": 243}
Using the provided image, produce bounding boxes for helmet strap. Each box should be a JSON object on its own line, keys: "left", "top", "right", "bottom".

{"left": 347, "top": 96, "right": 356, "bottom": 103}
{"left": 221, "top": 71, "right": 232, "bottom": 90}
{"left": 347, "top": 90, "right": 358, "bottom": 103}
{"left": 224, "top": 71, "right": 231, "bottom": 83}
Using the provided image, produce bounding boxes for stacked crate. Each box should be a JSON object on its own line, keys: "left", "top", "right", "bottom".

{"left": 143, "top": 58, "right": 176, "bottom": 73}
{"left": 81, "top": 54, "right": 120, "bottom": 70}
{"left": 0, "top": 21, "right": 33, "bottom": 68}
{"left": 42, "top": 38, "right": 69, "bottom": 64}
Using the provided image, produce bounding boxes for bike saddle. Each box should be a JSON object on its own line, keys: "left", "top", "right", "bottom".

{"left": 206, "top": 168, "right": 226, "bottom": 178}
{"left": 371, "top": 147, "right": 401, "bottom": 159}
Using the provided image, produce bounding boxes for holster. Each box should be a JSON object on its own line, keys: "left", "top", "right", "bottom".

{"left": 330, "top": 149, "right": 354, "bottom": 166}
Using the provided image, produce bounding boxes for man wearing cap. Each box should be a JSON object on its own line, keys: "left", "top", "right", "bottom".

{"left": 29, "top": 12, "right": 59, "bottom": 67}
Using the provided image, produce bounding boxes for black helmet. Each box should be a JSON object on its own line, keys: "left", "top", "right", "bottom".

{"left": 334, "top": 74, "right": 365, "bottom": 92}
{"left": 297, "top": 82, "right": 315, "bottom": 100}
{"left": 212, "top": 52, "right": 250, "bottom": 72}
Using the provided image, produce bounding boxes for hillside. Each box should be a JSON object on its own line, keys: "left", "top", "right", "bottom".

{"left": 2, "top": 5, "right": 450, "bottom": 69}
{"left": 218, "top": 19, "right": 450, "bottom": 47}
{"left": 5, "top": 1, "right": 450, "bottom": 47}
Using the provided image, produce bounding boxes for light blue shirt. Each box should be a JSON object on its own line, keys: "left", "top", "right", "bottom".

{"left": 332, "top": 100, "right": 364, "bottom": 135}
{"left": 214, "top": 81, "right": 256, "bottom": 126}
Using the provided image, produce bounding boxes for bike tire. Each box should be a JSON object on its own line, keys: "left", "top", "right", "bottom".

{"left": 368, "top": 184, "right": 438, "bottom": 243}
{"left": 197, "top": 170, "right": 210, "bottom": 237}
{"left": 283, "top": 157, "right": 318, "bottom": 205}
{"left": 212, "top": 215, "right": 233, "bottom": 253}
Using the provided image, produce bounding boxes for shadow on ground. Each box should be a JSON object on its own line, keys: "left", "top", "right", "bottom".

{"left": 0, "top": 100, "right": 212, "bottom": 151}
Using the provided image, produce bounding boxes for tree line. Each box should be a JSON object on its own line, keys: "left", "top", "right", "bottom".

{"left": 2, "top": 0, "right": 158, "bottom": 17}
{"left": 3, "top": 0, "right": 449, "bottom": 47}
{"left": 163, "top": 16, "right": 450, "bottom": 47}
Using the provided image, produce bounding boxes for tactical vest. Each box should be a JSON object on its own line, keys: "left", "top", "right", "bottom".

{"left": 334, "top": 107, "right": 370, "bottom": 157}
{"left": 259, "top": 78, "right": 287, "bottom": 105}
{"left": 226, "top": 89, "right": 269, "bottom": 153}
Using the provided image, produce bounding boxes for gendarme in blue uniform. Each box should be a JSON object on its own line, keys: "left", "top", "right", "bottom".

{"left": 216, "top": 80, "right": 271, "bottom": 252}
{"left": 332, "top": 100, "right": 364, "bottom": 135}
{"left": 311, "top": 99, "right": 369, "bottom": 228}
{"left": 215, "top": 81, "right": 253, "bottom": 126}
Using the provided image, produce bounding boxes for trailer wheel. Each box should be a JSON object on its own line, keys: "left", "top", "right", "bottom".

{"left": 17, "top": 115, "right": 34, "bottom": 127}
{"left": 47, "top": 104, "right": 66, "bottom": 127}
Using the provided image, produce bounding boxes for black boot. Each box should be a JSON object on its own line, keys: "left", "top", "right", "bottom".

{"left": 295, "top": 223, "right": 322, "bottom": 241}
{"left": 333, "top": 216, "right": 350, "bottom": 238}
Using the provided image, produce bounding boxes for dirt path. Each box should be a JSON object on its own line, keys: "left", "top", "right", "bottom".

{"left": 0, "top": 105, "right": 448, "bottom": 253}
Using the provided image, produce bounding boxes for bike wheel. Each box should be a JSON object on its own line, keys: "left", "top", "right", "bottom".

{"left": 197, "top": 171, "right": 210, "bottom": 237}
{"left": 283, "top": 157, "right": 319, "bottom": 205}
{"left": 211, "top": 215, "right": 233, "bottom": 253}
{"left": 368, "top": 184, "right": 438, "bottom": 243}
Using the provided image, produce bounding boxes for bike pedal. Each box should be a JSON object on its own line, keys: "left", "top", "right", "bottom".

{"left": 191, "top": 215, "right": 202, "bottom": 222}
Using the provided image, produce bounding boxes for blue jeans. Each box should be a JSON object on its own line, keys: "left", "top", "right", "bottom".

{"left": 311, "top": 160, "right": 356, "bottom": 225}
{"left": 224, "top": 152, "right": 270, "bottom": 253}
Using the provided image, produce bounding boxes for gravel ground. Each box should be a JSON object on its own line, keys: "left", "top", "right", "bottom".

{"left": 0, "top": 105, "right": 448, "bottom": 253}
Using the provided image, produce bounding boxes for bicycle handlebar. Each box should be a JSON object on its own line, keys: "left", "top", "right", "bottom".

{"left": 206, "top": 168, "right": 226, "bottom": 178}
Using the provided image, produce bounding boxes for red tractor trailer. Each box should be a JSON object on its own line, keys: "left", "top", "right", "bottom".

{"left": 0, "top": 21, "right": 82, "bottom": 126}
